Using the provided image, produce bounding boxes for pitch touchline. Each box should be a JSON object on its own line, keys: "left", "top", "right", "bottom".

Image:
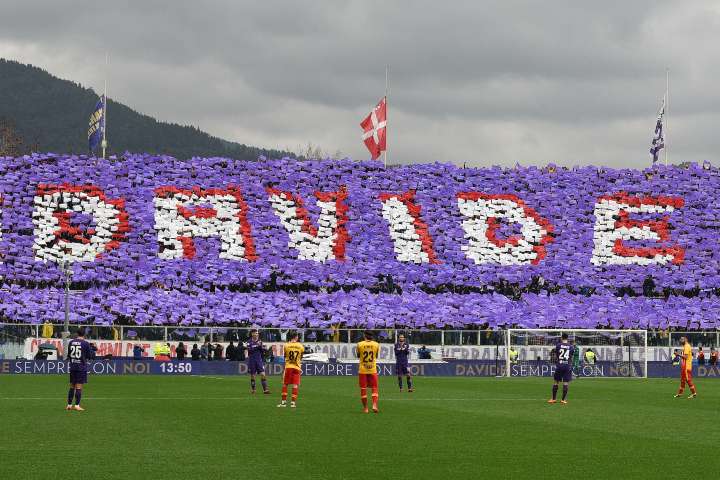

{"left": 0, "top": 397, "right": 544, "bottom": 401}
{"left": 0, "top": 397, "right": 254, "bottom": 401}
{"left": 383, "top": 398, "right": 544, "bottom": 401}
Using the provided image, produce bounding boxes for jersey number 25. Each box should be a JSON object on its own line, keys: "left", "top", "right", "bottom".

{"left": 69, "top": 345, "right": 82, "bottom": 359}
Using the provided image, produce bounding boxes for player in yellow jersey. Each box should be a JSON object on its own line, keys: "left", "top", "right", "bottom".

{"left": 674, "top": 336, "right": 697, "bottom": 399}
{"left": 278, "top": 331, "right": 305, "bottom": 408}
{"left": 356, "top": 331, "right": 380, "bottom": 413}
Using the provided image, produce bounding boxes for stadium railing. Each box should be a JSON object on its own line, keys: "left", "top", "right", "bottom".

{"left": 1, "top": 322, "right": 718, "bottom": 361}
{"left": 0, "top": 323, "right": 507, "bottom": 346}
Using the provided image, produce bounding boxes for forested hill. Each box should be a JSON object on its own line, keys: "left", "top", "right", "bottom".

{"left": 0, "top": 59, "right": 289, "bottom": 160}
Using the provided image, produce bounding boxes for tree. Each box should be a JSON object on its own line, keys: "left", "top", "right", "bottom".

{"left": 293, "top": 142, "right": 344, "bottom": 161}
{"left": 0, "top": 118, "right": 37, "bottom": 156}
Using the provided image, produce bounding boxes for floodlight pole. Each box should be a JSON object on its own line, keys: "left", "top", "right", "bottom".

{"left": 101, "top": 52, "right": 109, "bottom": 160}
{"left": 384, "top": 64, "right": 389, "bottom": 168}
{"left": 664, "top": 68, "right": 669, "bottom": 166}
{"left": 60, "top": 260, "right": 72, "bottom": 351}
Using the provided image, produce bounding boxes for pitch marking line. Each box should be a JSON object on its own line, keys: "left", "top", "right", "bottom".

{"left": 383, "top": 398, "right": 544, "bottom": 401}
{"left": 0, "top": 397, "right": 254, "bottom": 401}
{"left": 0, "top": 396, "right": 544, "bottom": 402}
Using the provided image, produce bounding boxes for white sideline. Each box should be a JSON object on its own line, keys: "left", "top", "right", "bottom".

{"left": 0, "top": 396, "right": 544, "bottom": 402}
{"left": 0, "top": 397, "right": 254, "bottom": 401}
{"left": 383, "top": 398, "right": 544, "bottom": 401}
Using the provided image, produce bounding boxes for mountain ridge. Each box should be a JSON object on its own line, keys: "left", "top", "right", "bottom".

{"left": 0, "top": 59, "right": 290, "bottom": 160}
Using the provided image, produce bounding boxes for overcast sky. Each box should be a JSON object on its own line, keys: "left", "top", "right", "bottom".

{"left": 1, "top": 1, "right": 718, "bottom": 168}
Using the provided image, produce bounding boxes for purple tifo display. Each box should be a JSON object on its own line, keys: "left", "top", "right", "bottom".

{"left": 0, "top": 153, "right": 718, "bottom": 328}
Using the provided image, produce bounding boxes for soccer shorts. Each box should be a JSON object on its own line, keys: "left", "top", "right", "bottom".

{"left": 553, "top": 364, "right": 572, "bottom": 382}
{"left": 69, "top": 369, "right": 88, "bottom": 385}
{"left": 681, "top": 368, "right": 693, "bottom": 384}
{"left": 396, "top": 363, "right": 409, "bottom": 376}
{"left": 283, "top": 368, "right": 301, "bottom": 385}
{"left": 358, "top": 373, "right": 378, "bottom": 388}
{"left": 247, "top": 358, "right": 265, "bottom": 375}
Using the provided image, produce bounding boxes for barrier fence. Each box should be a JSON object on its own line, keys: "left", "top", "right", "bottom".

{"left": 1, "top": 322, "right": 717, "bottom": 346}
{"left": 3, "top": 321, "right": 719, "bottom": 378}
{"left": 1, "top": 322, "right": 718, "bottom": 360}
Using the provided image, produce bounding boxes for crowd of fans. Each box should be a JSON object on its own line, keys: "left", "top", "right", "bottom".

{"left": 134, "top": 339, "right": 275, "bottom": 362}
{"left": 1, "top": 155, "right": 719, "bottom": 331}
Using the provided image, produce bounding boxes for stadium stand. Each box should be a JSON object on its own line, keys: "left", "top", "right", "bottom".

{"left": 0, "top": 154, "right": 718, "bottom": 330}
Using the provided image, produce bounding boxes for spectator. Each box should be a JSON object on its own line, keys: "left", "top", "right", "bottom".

{"left": 697, "top": 347, "right": 705, "bottom": 365}
{"left": 263, "top": 345, "right": 274, "bottom": 363}
{"left": 154, "top": 342, "right": 170, "bottom": 361}
{"left": 214, "top": 343, "right": 223, "bottom": 361}
{"left": 671, "top": 349, "right": 681, "bottom": 366}
{"left": 509, "top": 346, "right": 519, "bottom": 364}
{"left": 191, "top": 343, "right": 201, "bottom": 361}
{"left": 237, "top": 340, "right": 247, "bottom": 361}
{"left": 176, "top": 342, "right": 187, "bottom": 360}
{"left": 133, "top": 344, "right": 144, "bottom": 360}
{"left": 41, "top": 319, "right": 54, "bottom": 339}
{"left": 200, "top": 340, "right": 210, "bottom": 360}
{"left": 226, "top": 341, "right": 236, "bottom": 361}
{"left": 34, "top": 349, "right": 49, "bottom": 360}
{"left": 584, "top": 349, "right": 596, "bottom": 364}
{"left": 418, "top": 345, "right": 432, "bottom": 360}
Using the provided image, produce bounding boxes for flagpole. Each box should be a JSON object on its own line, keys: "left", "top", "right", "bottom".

{"left": 384, "top": 64, "right": 389, "bottom": 168}
{"left": 102, "top": 52, "right": 108, "bottom": 159}
{"left": 665, "top": 68, "right": 669, "bottom": 166}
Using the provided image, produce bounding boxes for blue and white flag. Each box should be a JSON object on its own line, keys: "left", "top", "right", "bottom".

{"left": 650, "top": 97, "right": 665, "bottom": 163}
{"left": 88, "top": 95, "right": 105, "bottom": 152}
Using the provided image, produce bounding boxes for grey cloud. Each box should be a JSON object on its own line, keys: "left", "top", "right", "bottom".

{"left": 0, "top": 0, "right": 719, "bottom": 167}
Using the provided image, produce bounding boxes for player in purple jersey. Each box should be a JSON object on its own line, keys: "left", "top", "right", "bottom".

{"left": 66, "top": 329, "right": 92, "bottom": 411}
{"left": 548, "top": 333, "right": 575, "bottom": 405}
{"left": 394, "top": 334, "right": 413, "bottom": 392}
{"left": 246, "top": 330, "right": 270, "bottom": 394}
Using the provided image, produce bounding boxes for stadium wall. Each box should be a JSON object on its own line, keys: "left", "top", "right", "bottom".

{"left": 23, "top": 338, "right": 681, "bottom": 362}
{"left": 1, "top": 359, "right": 716, "bottom": 378}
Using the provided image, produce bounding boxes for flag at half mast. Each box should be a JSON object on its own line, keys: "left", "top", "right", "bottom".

{"left": 88, "top": 95, "right": 105, "bottom": 153}
{"left": 360, "top": 97, "right": 387, "bottom": 160}
{"left": 650, "top": 97, "right": 665, "bottom": 163}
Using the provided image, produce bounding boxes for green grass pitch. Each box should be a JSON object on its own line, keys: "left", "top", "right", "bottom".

{"left": 1, "top": 375, "right": 718, "bottom": 479}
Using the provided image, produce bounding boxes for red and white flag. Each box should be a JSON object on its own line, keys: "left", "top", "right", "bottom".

{"left": 360, "top": 97, "right": 387, "bottom": 160}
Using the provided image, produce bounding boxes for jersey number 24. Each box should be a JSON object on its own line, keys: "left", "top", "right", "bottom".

{"left": 558, "top": 347, "right": 570, "bottom": 361}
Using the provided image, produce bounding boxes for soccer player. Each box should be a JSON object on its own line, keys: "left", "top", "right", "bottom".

{"left": 66, "top": 328, "right": 91, "bottom": 411}
{"left": 394, "top": 334, "right": 413, "bottom": 392}
{"left": 571, "top": 339, "right": 581, "bottom": 372}
{"left": 356, "top": 331, "right": 380, "bottom": 413}
{"left": 277, "top": 331, "right": 305, "bottom": 408}
{"left": 246, "top": 330, "right": 270, "bottom": 394}
{"left": 548, "top": 333, "right": 574, "bottom": 405}
{"left": 674, "top": 336, "right": 697, "bottom": 399}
